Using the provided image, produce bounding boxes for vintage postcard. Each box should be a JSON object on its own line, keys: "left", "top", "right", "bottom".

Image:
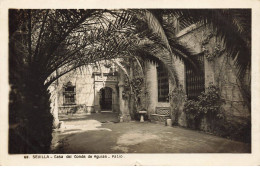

{"left": 0, "top": 0, "right": 260, "bottom": 166}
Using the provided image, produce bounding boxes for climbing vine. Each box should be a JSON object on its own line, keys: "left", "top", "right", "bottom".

{"left": 201, "top": 32, "right": 225, "bottom": 61}
{"left": 169, "top": 85, "right": 186, "bottom": 125}
{"left": 183, "top": 83, "right": 225, "bottom": 129}
{"left": 203, "top": 43, "right": 225, "bottom": 61}
{"left": 122, "top": 78, "right": 130, "bottom": 100}
{"left": 198, "top": 83, "right": 225, "bottom": 118}
{"left": 122, "top": 77, "right": 144, "bottom": 107}
{"left": 183, "top": 99, "right": 202, "bottom": 129}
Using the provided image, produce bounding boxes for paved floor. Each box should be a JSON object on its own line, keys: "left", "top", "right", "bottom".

{"left": 51, "top": 112, "right": 251, "bottom": 153}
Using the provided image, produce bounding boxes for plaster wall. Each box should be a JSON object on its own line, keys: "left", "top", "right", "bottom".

{"left": 175, "top": 25, "right": 250, "bottom": 130}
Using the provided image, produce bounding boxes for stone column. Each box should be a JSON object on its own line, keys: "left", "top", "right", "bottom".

{"left": 118, "top": 70, "right": 131, "bottom": 122}
{"left": 145, "top": 61, "right": 158, "bottom": 116}
{"left": 53, "top": 92, "right": 60, "bottom": 127}
{"left": 115, "top": 88, "right": 119, "bottom": 113}
{"left": 118, "top": 84, "right": 124, "bottom": 113}
{"left": 112, "top": 90, "right": 115, "bottom": 113}
{"left": 129, "top": 59, "right": 134, "bottom": 117}
{"left": 204, "top": 58, "right": 215, "bottom": 88}
{"left": 49, "top": 83, "right": 59, "bottom": 128}
{"left": 171, "top": 57, "right": 186, "bottom": 126}
{"left": 112, "top": 88, "right": 119, "bottom": 113}
{"left": 94, "top": 84, "right": 101, "bottom": 113}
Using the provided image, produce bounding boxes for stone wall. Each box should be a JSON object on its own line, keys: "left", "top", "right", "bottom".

{"left": 56, "top": 66, "right": 95, "bottom": 114}
{"left": 53, "top": 63, "right": 121, "bottom": 115}
{"left": 172, "top": 25, "right": 250, "bottom": 141}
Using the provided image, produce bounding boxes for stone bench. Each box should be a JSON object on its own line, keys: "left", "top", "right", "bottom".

{"left": 150, "top": 107, "right": 171, "bottom": 124}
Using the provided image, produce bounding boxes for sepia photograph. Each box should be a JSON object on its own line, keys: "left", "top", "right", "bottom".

{"left": 1, "top": 0, "right": 260, "bottom": 166}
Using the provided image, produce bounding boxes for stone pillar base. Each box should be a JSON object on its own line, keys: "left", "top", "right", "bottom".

{"left": 86, "top": 106, "right": 92, "bottom": 115}
{"left": 140, "top": 115, "right": 144, "bottom": 122}
{"left": 94, "top": 105, "right": 100, "bottom": 113}
{"left": 53, "top": 119, "right": 60, "bottom": 129}
{"left": 120, "top": 114, "right": 131, "bottom": 122}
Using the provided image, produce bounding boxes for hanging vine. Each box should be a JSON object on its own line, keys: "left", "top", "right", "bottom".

{"left": 201, "top": 32, "right": 225, "bottom": 61}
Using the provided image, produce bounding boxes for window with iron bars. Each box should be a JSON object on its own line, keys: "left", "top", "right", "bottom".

{"left": 185, "top": 54, "right": 205, "bottom": 100}
{"left": 157, "top": 62, "right": 169, "bottom": 102}
{"left": 63, "top": 81, "right": 76, "bottom": 105}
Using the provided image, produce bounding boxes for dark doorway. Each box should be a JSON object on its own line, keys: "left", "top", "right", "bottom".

{"left": 100, "top": 87, "right": 112, "bottom": 110}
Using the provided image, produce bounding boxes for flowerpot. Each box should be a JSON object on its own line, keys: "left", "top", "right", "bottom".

{"left": 166, "top": 119, "right": 172, "bottom": 127}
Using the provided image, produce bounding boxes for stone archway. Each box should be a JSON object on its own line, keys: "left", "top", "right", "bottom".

{"left": 94, "top": 81, "right": 119, "bottom": 113}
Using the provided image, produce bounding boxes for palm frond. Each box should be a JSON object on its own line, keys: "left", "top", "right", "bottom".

{"left": 130, "top": 9, "right": 173, "bottom": 56}
{"left": 170, "top": 9, "right": 251, "bottom": 77}
{"left": 130, "top": 9, "right": 201, "bottom": 82}
{"left": 162, "top": 23, "right": 201, "bottom": 73}
{"left": 132, "top": 41, "right": 180, "bottom": 86}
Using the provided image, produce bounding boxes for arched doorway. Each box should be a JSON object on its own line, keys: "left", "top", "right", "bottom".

{"left": 99, "top": 87, "right": 113, "bottom": 111}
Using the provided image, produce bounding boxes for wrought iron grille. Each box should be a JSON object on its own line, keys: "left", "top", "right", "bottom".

{"left": 157, "top": 62, "right": 169, "bottom": 102}
{"left": 185, "top": 54, "right": 205, "bottom": 100}
{"left": 63, "top": 81, "right": 76, "bottom": 105}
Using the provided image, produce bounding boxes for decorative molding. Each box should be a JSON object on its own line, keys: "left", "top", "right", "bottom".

{"left": 95, "top": 75, "right": 118, "bottom": 82}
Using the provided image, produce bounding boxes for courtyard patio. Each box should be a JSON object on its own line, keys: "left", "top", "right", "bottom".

{"left": 51, "top": 112, "right": 251, "bottom": 153}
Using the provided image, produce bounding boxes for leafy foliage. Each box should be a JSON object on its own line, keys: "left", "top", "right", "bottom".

{"left": 170, "top": 9, "right": 251, "bottom": 78}
{"left": 183, "top": 99, "right": 201, "bottom": 129}
{"left": 9, "top": 9, "right": 107, "bottom": 153}
{"left": 183, "top": 83, "right": 250, "bottom": 143}
{"left": 183, "top": 83, "right": 224, "bottom": 129}
{"left": 130, "top": 77, "right": 144, "bottom": 107}
{"left": 9, "top": 73, "right": 53, "bottom": 153}
{"left": 122, "top": 76, "right": 144, "bottom": 107}
{"left": 169, "top": 86, "right": 186, "bottom": 125}
{"left": 197, "top": 83, "right": 225, "bottom": 118}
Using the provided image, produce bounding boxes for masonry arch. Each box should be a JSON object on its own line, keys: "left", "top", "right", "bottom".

{"left": 94, "top": 81, "right": 119, "bottom": 113}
